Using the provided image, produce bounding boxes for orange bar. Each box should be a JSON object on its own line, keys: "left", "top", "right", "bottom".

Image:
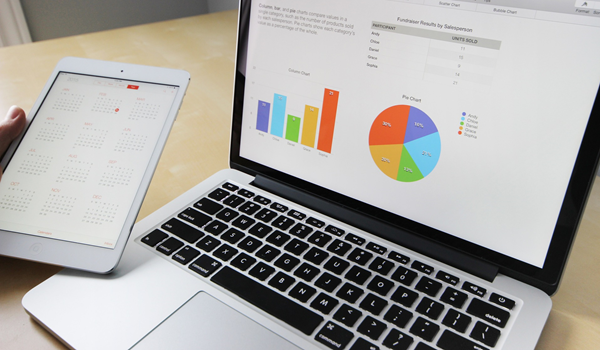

{"left": 301, "top": 105, "right": 319, "bottom": 147}
{"left": 317, "top": 89, "right": 339, "bottom": 153}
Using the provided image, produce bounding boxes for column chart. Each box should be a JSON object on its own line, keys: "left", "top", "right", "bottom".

{"left": 256, "top": 88, "right": 340, "bottom": 153}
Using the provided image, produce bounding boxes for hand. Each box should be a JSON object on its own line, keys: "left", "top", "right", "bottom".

{"left": 0, "top": 106, "right": 27, "bottom": 181}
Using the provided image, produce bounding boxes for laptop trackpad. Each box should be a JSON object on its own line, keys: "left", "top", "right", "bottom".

{"left": 132, "top": 291, "right": 301, "bottom": 350}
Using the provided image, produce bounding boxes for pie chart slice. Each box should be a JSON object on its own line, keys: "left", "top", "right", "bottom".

{"left": 369, "top": 105, "right": 441, "bottom": 182}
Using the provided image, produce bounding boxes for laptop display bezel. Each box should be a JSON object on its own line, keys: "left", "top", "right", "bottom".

{"left": 229, "top": 0, "right": 600, "bottom": 295}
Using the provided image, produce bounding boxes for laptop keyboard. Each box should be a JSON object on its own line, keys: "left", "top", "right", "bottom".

{"left": 139, "top": 181, "right": 518, "bottom": 350}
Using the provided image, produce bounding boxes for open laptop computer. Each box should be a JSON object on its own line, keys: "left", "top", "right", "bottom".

{"left": 22, "top": 0, "right": 600, "bottom": 349}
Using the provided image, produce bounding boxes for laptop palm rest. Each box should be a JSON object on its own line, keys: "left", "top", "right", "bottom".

{"left": 132, "top": 291, "right": 300, "bottom": 350}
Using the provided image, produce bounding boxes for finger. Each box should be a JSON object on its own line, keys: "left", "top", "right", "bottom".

{"left": 0, "top": 106, "right": 27, "bottom": 181}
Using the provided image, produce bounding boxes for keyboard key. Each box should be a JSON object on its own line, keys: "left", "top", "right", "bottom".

{"left": 253, "top": 195, "right": 271, "bottom": 205}
{"left": 230, "top": 252, "right": 256, "bottom": 271}
{"left": 366, "top": 242, "right": 387, "bottom": 255}
{"left": 334, "top": 304, "right": 363, "bottom": 327}
{"left": 307, "top": 217, "right": 325, "bottom": 228}
{"left": 157, "top": 237, "right": 184, "bottom": 256}
{"left": 416, "top": 297, "right": 445, "bottom": 320}
{"left": 274, "top": 253, "right": 300, "bottom": 272}
{"left": 411, "top": 261, "right": 434, "bottom": 275}
{"left": 255, "top": 208, "right": 278, "bottom": 223}
{"left": 368, "top": 257, "right": 395, "bottom": 275}
{"left": 466, "top": 298, "right": 510, "bottom": 328}
{"left": 388, "top": 251, "right": 410, "bottom": 265}
{"left": 311, "top": 293, "right": 339, "bottom": 314}
{"left": 212, "top": 244, "right": 238, "bottom": 261}
{"left": 189, "top": 255, "right": 222, "bottom": 277}
{"left": 237, "top": 188, "right": 254, "bottom": 198}
{"left": 384, "top": 305, "right": 413, "bottom": 328}
{"left": 410, "top": 317, "right": 440, "bottom": 342}
{"left": 255, "top": 244, "right": 280, "bottom": 262}
{"left": 287, "top": 209, "right": 306, "bottom": 220}
{"left": 326, "top": 225, "right": 346, "bottom": 237}
{"left": 382, "top": 329, "right": 413, "bottom": 350}
{"left": 272, "top": 216, "right": 295, "bottom": 230}
{"left": 359, "top": 293, "right": 388, "bottom": 316}
{"left": 208, "top": 188, "right": 229, "bottom": 201}
{"left": 345, "top": 233, "right": 365, "bottom": 245}
{"left": 172, "top": 245, "right": 200, "bottom": 265}
{"left": 221, "top": 228, "right": 245, "bottom": 244}
{"left": 284, "top": 238, "right": 309, "bottom": 255}
{"left": 470, "top": 321, "right": 501, "bottom": 347}
{"left": 442, "top": 309, "right": 471, "bottom": 333}
{"left": 436, "top": 271, "right": 459, "bottom": 286}
{"left": 415, "top": 343, "right": 435, "bottom": 350}
{"left": 358, "top": 316, "right": 387, "bottom": 340}
{"left": 196, "top": 236, "right": 221, "bottom": 252}
{"left": 289, "top": 282, "right": 316, "bottom": 303}
{"left": 248, "top": 262, "right": 275, "bottom": 281}
{"left": 270, "top": 202, "right": 288, "bottom": 212}
{"left": 324, "top": 256, "right": 350, "bottom": 275}
{"left": 238, "top": 201, "right": 261, "bottom": 215}
{"left": 289, "top": 223, "right": 313, "bottom": 238}
{"left": 161, "top": 218, "right": 204, "bottom": 243}
{"left": 203, "top": 220, "right": 228, "bottom": 236}
{"left": 215, "top": 208, "right": 239, "bottom": 222}
{"left": 346, "top": 265, "right": 372, "bottom": 285}
{"left": 308, "top": 231, "right": 332, "bottom": 247}
{"left": 367, "top": 275, "right": 395, "bottom": 296}
{"left": 489, "top": 292, "right": 515, "bottom": 310}
{"left": 178, "top": 208, "right": 211, "bottom": 228}
{"left": 327, "top": 239, "right": 353, "bottom": 256}
{"left": 248, "top": 222, "right": 272, "bottom": 238}
{"left": 315, "top": 321, "right": 353, "bottom": 350}
{"left": 462, "top": 281, "right": 486, "bottom": 298}
{"left": 269, "top": 271, "right": 296, "bottom": 292}
{"left": 211, "top": 267, "right": 323, "bottom": 335}
{"left": 315, "top": 272, "right": 342, "bottom": 293}
{"left": 415, "top": 277, "right": 442, "bottom": 297}
{"left": 231, "top": 215, "right": 255, "bottom": 230}
{"left": 348, "top": 248, "right": 374, "bottom": 266}
{"left": 440, "top": 287, "right": 468, "bottom": 309}
{"left": 349, "top": 337, "right": 378, "bottom": 350}
{"left": 237, "top": 236, "right": 262, "bottom": 253}
{"left": 294, "top": 262, "right": 321, "bottom": 282}
{"left": 221, "top": 182, "right": 239, "bottom": 191}
{"left": 391, "top": 266, "right": 418, "bottom": 286}
{"left": 141, "top": 229, "right": 167, "bottom": 247}
{"left": 437, "top": 330, "right": 489, "bottom": 350}
{"left": 336, "top": 282, "right": 364, "bottom": 303}
{"left": 266, "top": 230, "right": 290, "bottom": 246}
{"left": 304, "top": 247, "right": 329, "bottom": 265}
{"left": 194, "top": 197, "right": 223, "bottom": 215}
{"left": 223, "top": 194, "right": 245, "bottom": 208}
{"left": 391, "top": 286, "right": 419, "bottom": 308}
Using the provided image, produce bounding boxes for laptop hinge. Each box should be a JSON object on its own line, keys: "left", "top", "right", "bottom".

{"left": 251, "top": 175, "right": 499, "bottom": 282}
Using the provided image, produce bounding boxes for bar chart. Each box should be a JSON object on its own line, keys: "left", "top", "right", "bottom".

{"left": 256, "top": 88, "right": 340, "bottom": 153}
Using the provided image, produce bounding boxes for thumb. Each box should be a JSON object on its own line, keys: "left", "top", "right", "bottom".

{"left": 0, "top": 106, "right": 27, "bottom": 181}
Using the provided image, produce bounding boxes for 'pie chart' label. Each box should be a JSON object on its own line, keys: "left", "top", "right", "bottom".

{"left": 369, "top": 105, "right": 441, "bottom": 182}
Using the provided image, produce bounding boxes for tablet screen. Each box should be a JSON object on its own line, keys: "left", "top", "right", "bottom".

{"left": 0, "top": 72, "right": 179, "bottom": 249}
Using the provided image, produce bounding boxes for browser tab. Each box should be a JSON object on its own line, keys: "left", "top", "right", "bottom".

{"left": 476, "top": 5, "right": 536, "bottom": 19}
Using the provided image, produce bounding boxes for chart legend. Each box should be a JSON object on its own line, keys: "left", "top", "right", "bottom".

{"left": 369, "top": 105, "right": 440, "bottom": 182}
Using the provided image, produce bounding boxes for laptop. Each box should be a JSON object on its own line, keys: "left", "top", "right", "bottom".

{"left": 22, "top": 0, "right": 600, "bottom": 349}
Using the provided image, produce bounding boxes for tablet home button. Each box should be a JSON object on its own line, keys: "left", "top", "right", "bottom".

{"left": 30, "top": 243, "right": 43, "bottom": 255}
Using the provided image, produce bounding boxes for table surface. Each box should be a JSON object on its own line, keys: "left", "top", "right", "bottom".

{"left": 1, "top": 9, "right": 599, "bottom": 350}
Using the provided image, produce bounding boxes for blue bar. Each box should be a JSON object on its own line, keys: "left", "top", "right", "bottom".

{"left": 271, "top": 94, "right": 287, "bottom": 137}
{"left": 256, "top": 100, "right": 270, "bottom": 133}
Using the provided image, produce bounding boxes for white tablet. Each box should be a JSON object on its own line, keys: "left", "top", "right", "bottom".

{"left": 0, "top": 57, "right": 190, "bottom": 273}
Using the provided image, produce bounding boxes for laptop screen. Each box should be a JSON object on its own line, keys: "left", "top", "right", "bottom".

{"left": 234, "top": 0, "right": 600, "bottom": 278}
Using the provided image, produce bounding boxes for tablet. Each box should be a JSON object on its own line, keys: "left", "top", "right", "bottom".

{"left": 0, "top": 57, "right": 190, "bottom": 273}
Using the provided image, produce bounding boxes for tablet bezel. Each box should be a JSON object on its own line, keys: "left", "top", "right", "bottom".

{"left": 0, "top": 57, "right": 190, "bottom": 273}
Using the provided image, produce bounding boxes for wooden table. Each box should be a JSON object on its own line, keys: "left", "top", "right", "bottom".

{"left": 0, "top": 9, "right": 599, "bottom": 350}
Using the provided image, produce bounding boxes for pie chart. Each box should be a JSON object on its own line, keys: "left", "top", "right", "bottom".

{"left": 369, "top": 105, "right": 441, "bottom": 182}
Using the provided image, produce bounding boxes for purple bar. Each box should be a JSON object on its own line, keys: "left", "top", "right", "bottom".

{"left": 257, "top": 100, "right": 270, "bottom": 133}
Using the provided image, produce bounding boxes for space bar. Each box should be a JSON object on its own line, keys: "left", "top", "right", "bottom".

{"left": 211, "top": 266, "right": 324, "bottom": 335}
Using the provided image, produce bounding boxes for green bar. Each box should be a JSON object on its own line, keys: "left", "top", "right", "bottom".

{"left": 285, "top": 115, "right": 301, "bottom": 142}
